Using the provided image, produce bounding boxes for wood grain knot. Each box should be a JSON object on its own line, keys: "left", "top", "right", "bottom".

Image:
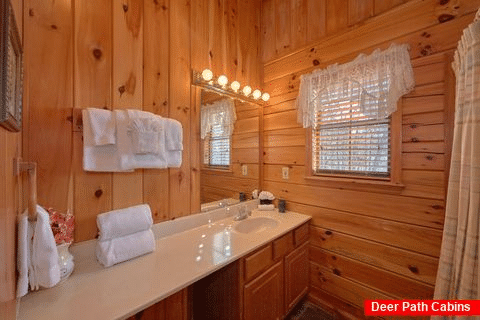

{"left": 420, "top": 45, "right": 433, "bottom": 57}
{"left": 421, "top": 32, "right": 431, "bottom": 38}
{"left": 439, "top": 0, "right": 449, "bottom": 5}
{"left": 94, "top": 189, "right": 103, "bottom": 198}
{"left": 51, "top": 25, "right": 58, "bottom": 30}
{"left": 163, "top": 100, "right": 168, "bottom": 106}
{"left": 310, "top": 48, "right": 315, "bottom": 52}
{"left": 234, "top": 59, "right": 238, "bottom": 66}
{"left": 93, "top": 48, "right": 103, "bottom": 60}
{"left": 410, "top": 124, "right": 417, "bottom": 129}
{"left": 331, "top": 255, "right": 337, "bottom": 260}
{"left": 118, "top": 85, "right": 126, "bottom": 96}
{"left": 209, "top": 51, "right": 213, "bottom": 58}
{"left": 432, "top": 204, "right": 443, "bottom": 210}
{"left": 426, "top": 155, "right": 435, "bottom": 161}
{"left": 325, "top": 230, "right": 332, "bottom": 235}
{"left": 438, "top": 14, "right": 455, "bottom": 23}
{"left": 333, "top": 268, "right": 341, "bottom": 276}
{"left": 29, "top": 9, "right": 34, "bottom": 16}
{"left": 312, "top": 59, "right": 320, "bottom": 66}
{"left": 408, "top": 265, "right": 419, "bottom": 274}
{"left": 123, "top": 4, "right": 129, "bottom": 12}
{"left": 411, "top": 137, "right": 419, "bottom": 143}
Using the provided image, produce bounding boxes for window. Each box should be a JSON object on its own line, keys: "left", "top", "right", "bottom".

{"left": 203, "top": 120, "right": 231, "bottom": 167}
{"left": 312, "top": 81, "right": 390, "bottom": 177}
{"left": 201, "top": 98, "right": 236, "bottom": 169}
{"left": 296, "top": 44, "right": 414, "bottom": 180}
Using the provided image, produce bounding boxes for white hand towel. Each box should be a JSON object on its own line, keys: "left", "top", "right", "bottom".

{"left": 97, "top": 204, "right": 153, "bottom": 241}
{"left": 17, "top": 214, "right": 30, "bottom": 298}
{"left": 83, "top": 109, "right": 132, "bottom": 172}
{"left": 117, "top": 110, "right": 168, "bottom": 170}
{"left": 257, "top": 204, "right": 275, "bottom": 211}
{"left": 31, "top": 206, "right": 61, "bottom": 290}
{"left": 259, "top": 191, "right": 275, "bottom": 200}
{"left": 165, "top": 118, "right": 183, "bottom": 151}
{"left": 85, "top": 108, "right": 116, "bottom": 146}
{"left": 128, "top": 118, "right": 163, "bottom": 155}
{"left": 95, "top": 229, "right": 156, "bottom": 268}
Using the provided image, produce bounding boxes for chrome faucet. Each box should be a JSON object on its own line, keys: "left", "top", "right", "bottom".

{"left": 234, "top": 205, "right": 249, "bottom": 221}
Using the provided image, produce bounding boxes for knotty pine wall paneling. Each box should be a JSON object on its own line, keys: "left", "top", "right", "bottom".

{"left": 23, "top": 0, "right": 262, "bottom": 240}
{"left": 0, "top": 0, "right": 23, "bottom": 319}
{"left": 261, "top": 0, "right": 479, "bottom": 317}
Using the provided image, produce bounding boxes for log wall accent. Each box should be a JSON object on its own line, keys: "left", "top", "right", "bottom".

{"left": 0, "top": 0, "right": 23, "bottom": 318}
{"left": 22, "top": 0, "right": 262, "bottom": 243}
{"left": 261, "top": 0, "right": 477, "bottom": 317}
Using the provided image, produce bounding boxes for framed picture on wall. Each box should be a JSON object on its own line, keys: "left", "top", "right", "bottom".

{"left": 0, "top": 0, "right": 23, "bottom": 132}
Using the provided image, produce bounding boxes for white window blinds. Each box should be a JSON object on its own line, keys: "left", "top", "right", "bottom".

{"left": 203, "top": 122, "right": 231, "bottom": 167}
{"left": 296, "top": 44, "right": 414, "bottom": 177}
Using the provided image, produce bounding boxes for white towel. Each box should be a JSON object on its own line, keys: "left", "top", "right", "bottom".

{"left": 97, "top": 204, "right": 153, "bottom": 241}
{"left": 95, "top": 229, "right": 156, "bottom": 268}
{"left": 257, "top": 204, "right": 275, "bottom": 211}
{"left": 85, "top": 108, "right": 116, "bottom": 146}
{"left": 83, "top": 109, "right": 132, "bottom": 172}
{"left": 117, "top": 110, "right": 168, "bottom": 170}
{"left": 17, "top": 214, "right": 30, "bottom": 298}
{"left": 165, "top": 118, "right": 183, "bottom": 168}
{"left": 165, "top": 118, "right": 183, "bottom": 151}
{"left": 129, "top": 118, "right": 163, "bottom": 155}
{"left": 30, "top": 206, "right": 61, "bottom": 290}
{"left": 259, "top": 191, "right": 275, "bottom": 200}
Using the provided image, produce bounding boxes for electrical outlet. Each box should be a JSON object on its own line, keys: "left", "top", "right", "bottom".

{"left": 242, "top": 165, "right": 248, "bottom": 176}
{"left": 282, "top": 167, "right": 289, "bottom": 180}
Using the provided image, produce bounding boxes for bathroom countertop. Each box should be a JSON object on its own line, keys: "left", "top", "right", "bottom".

{"left": 18, "top": 208, "right": 311, "bottom": 320}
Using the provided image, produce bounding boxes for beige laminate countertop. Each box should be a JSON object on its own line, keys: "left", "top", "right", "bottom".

{"left": 18, "top": 208, "right": 311, "bottom": 320}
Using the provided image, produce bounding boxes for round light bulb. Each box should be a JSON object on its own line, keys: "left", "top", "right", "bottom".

{"left": 252, "top": 90, "right": 262, "bottom": 100}
{"left": 201, "top": 69, "right": 213, "bottom": 81}
{"left": 243, "top": 86, "right": 252, "bottom": 96}
{"left": 231, "top": 81, "right": 241, "bottom": 92}
{"left": 261, "top": 93, "right": 270, "bottom": 102}
{"left": 217, "top": 75, "right": 228, "bottom": 86}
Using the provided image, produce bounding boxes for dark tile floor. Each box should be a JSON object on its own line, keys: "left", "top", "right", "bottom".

{"left": 286, "top": 301, "right": 337, "bottom": 320}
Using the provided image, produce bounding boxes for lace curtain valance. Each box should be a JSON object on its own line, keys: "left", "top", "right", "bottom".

{"left": 200, "top": 98, "right": 236, "bottom": 139}
{"left": 295, "top": 43, "right": 415, "bottom": 128}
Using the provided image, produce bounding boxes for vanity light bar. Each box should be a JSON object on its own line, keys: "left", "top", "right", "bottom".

{"left": 192, "top": 69, "right": 270, "bottom": 105}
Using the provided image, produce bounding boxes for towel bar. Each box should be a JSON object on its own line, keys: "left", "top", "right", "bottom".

{"left": 14, "top": 158, "right": 37, "bottom": 221}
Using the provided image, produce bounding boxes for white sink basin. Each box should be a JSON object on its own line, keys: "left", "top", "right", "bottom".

{"left": 234, "top": 217, "right": 279, "bottom": 234}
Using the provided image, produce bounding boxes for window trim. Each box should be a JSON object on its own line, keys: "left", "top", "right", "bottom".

{"left": 304, "top": 99, "right": 404, "bottom": 191}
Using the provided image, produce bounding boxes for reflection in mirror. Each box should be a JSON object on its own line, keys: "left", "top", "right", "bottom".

{"left": 200, "top": 90, "right": 260, "bottom": 212}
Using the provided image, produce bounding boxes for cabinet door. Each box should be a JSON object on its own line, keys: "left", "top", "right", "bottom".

{"left": 285, "top": 242, "right": 309, "bottom": 313}
{"left": 244, "top": 261, "right": 284, "bottom": 320}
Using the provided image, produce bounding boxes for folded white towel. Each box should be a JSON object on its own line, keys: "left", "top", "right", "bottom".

{"left": 259, "top": 191, "right": 275, "bottom": 201}
{"left": 97, "top": 204, "right": 153, "bottom": 241}
{"left": 17, "top": 214, "right": 30, "bottom": 298}
{"left": 96, "top": 229, "right": 156, "bottom": 267}
{"left": 85, "top": 108, "right": 116, "bottom": 146}
{"left": 165, "top": 118, "right": 183, "bottom": 151}
{"left": 30, "top": 206, "right": 61, "bottom": 290}
{"left": 117, "top": 110, "right": 168, "bottom": 170}
{"left": 83, "top": 109, "right": 132, "bottom": 172}
{"left": 257, "top": 204, "right": 275, "bottom": 211}
{"left": 129, "top": 118, "right": 163, "bottom": 155}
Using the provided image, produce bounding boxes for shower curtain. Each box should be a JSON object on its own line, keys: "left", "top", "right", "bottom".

{"left": 434, "top": 9, "right": 480, "bottom": 307}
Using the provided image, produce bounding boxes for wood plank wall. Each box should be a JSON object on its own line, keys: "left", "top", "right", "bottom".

{"left": 261, "top": 0, "right": 479, "bottom": 317}
{"left": 22, "top": 0, "right": 262, "bottom": 243}
{"left": 0, "top": 0, "right": 23, "bottom": 318}
{"left": 200, "top": 92, "right": 260, "bottom": 204}
{"left": 262, "top": 0, "right": 412, "bottom": 63}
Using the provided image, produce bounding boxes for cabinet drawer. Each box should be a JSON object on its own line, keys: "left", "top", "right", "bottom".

{"left": 244, "top": 244, "right": 273, "bottom": 282}
{"left": 273, "top": 231, "right": 294, "bottom": 260}
{"left": 294, "top": 223, "right": 309, "bottom": 247}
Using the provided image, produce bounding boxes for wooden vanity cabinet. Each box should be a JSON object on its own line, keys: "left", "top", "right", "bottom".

{"left": 244, "top": 261, "right": 284, "bottom": 320}
{"left": 243, "top": 222, "right": 310, "bottom": 320}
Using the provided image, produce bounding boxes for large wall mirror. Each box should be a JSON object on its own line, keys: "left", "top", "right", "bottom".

{"left": 199, "top": 90, "right": 260, "bottom": 212}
